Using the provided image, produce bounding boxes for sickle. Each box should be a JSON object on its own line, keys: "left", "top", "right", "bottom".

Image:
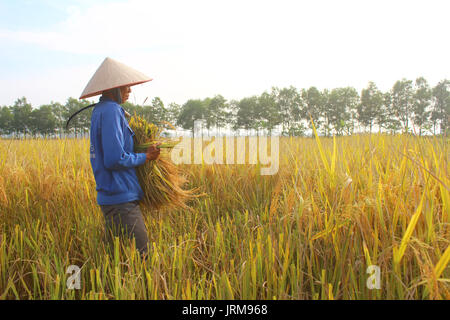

{"left": 66, "top": 103, "right": 132, "bottom": 130}
{"left": 65, "top": 103, "right": 97, "bottom": 130}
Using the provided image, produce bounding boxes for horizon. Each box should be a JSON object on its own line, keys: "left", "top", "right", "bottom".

{"left": 2, "top": 75, "right": 448, "bottom": 109}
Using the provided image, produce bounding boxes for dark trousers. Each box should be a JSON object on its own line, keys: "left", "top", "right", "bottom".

{"left": 100, "top": 200, "right": 149, "bottom": 256}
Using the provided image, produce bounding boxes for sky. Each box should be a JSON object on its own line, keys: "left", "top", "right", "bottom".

{"left": 0, "top": 0, "right": 449, "bottom": 108}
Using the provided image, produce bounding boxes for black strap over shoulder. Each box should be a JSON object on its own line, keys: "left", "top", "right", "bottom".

{"left": 65, "top": 103, "right": 97, "bottom": 130}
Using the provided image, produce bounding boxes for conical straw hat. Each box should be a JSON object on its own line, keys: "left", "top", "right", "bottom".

{"left": 80, "top": 57, "right": 152, "bottom": 99}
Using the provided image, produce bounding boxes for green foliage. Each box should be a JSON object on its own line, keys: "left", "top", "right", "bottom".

{"left": 0, "top": 77, "right": 448, "bottom": 137}
{"left": 0, "top": 106, "right": 13, "bottom": 135}
{"left": 205, "top": 95, "right": 229, "bottom": 132}
{"left": 431, "top": 80, "right": 450, "bottom": 136}
{"left": 328, "top": 87, "right": 359, "bottom": 136}
{"left": 358, "top": 82, "right": 383, "bottom": 133}
{"left": 177, "top": 99, "right": 207, "bottom": 134}
{"left": 391, "top": 79, "right": 414, "bottom": 133}
{"left": 271, "top": 86, "right": 303, "bottom": 135}
{"left": 233, "top": 96, "right": 259, "bottom": 133}
{"left": 12, "top": 97, "right": 33, "bottom": 135}
{"left": 301, "top": 87, "right": 324, "bottom": 132}
{"left": 412, "top": 77, "right": 432, "bottom": 136}
{"left": 30, "top": 105, "right": 58, "bottom": 136}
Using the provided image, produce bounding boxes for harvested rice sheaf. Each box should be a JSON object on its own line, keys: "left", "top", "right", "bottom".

{"left": 129, "top": 114, "right": 200, "bottom": 211}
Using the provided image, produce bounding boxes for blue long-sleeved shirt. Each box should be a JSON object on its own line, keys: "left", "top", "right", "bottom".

{"left": 89, "top": 96, "right": 147, "bottom": 205}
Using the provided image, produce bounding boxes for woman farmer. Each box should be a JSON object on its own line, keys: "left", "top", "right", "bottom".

{"left": 77, "top": 57, "right": 160, "bottom": 257}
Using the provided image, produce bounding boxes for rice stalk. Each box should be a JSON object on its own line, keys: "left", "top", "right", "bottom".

{"left": 128, "top": 114, "right": 202, "bottom": 211}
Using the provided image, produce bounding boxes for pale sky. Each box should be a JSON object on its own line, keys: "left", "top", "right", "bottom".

{"left": 0, "top": 0, "right": 449, "bottom": 107}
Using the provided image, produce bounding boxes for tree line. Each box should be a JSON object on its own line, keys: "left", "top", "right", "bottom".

{"left": 0, "top": 77, "right": 449, "bottom": 138}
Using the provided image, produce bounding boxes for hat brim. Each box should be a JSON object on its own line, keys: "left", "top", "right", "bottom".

{"left": 79, "top": 79, "right": 153, "bottom": 100}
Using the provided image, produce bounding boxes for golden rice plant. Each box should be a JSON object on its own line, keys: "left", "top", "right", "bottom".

{"left": 0, "top": 133, "right": 448, "bottom": 300}
{"left": 128, "top": 114, "right": 200, "bottom": 211}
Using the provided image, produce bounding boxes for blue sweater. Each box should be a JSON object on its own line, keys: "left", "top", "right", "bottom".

{"left": 89, "top": 97, "right": 147, "bottom": 205}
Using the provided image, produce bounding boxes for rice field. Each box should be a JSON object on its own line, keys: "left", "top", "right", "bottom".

{"left": 0, "top": 133, "right": 448, "bottom": 299}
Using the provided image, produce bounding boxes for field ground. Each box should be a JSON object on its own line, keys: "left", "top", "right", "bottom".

{"left": 0, "top": 134, "right": 449, "bottom": 299}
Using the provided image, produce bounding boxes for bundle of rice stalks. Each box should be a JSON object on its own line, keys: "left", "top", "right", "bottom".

{"left": 129, "top": 114, "right": 200, "bottom": 211}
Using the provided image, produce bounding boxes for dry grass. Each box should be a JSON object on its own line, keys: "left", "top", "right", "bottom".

{"left": 0, "top": 132, "right": 448, "bottom": 299}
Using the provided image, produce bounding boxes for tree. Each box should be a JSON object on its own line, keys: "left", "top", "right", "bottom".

{"left": 358, "top": 82, "right": 383, "bottom": 133}
{"left": 431, "top": 79, "right": 450, "bottom": 136}
{"left": 48, "top": 102, "right": 66, "bottom": 137}
{"left": 166, "top": 102, "right": 182, "bottom": 127}
{"left": 320, "top": 89, "right": 333, "bottom": 137}
{"left": 301, "top": 87, "right": 323, "bottom": 135}
{"left": 344, "top": 88, "right": 360, "bottom": 135}
{"left": 391, "top": 79, "right": 414, "bottom": 133}
{"left": 11, "top": 97, "right": 33, "bottom": 136}
{"left": 233, "top": 96, "right": 259, "bottom": 135}
{"left": 412, "top": 77, "right": 432, "bottom": 136}
{"left": 271, "top": 86, "right": 303, "bottom": 135}
{"left": 205, "top": 95, "right": 228, "bottom": 134}
{"left": 328, "top": 87, "right": 359, "bottom": 135}
{"left": 151, "top": 97, "right": 167, "bottom": 123}
{"left": 374, "top": 92, "right": 389, "bottom": 132}
{"left": 258, "top": 91, "right": 281, "bottom": 135}
{"left": 177, "top": 99, "right": 207, "bottom": 135}
{"left": 0, "top": 106, "right": 13, "bottom": 135}
{"left": 384, "top": 92, "right": 402, "bottom": 134}
{"left": 64, "top": 98, "right": 92, "bottom": 137}
{"left": 3, "top": 76, "right": 446, "bottom": 139}
{"left": 30, "top": 105, "right": 58, "bottom": 136}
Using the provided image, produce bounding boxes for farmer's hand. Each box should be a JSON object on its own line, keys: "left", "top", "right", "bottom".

{"left": 146, "top": 143, "right": 161, "bottom": 161}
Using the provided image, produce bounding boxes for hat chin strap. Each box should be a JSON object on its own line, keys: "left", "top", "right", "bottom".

{"left": 113, "top": 88, "right": 122, "bottom": 104}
